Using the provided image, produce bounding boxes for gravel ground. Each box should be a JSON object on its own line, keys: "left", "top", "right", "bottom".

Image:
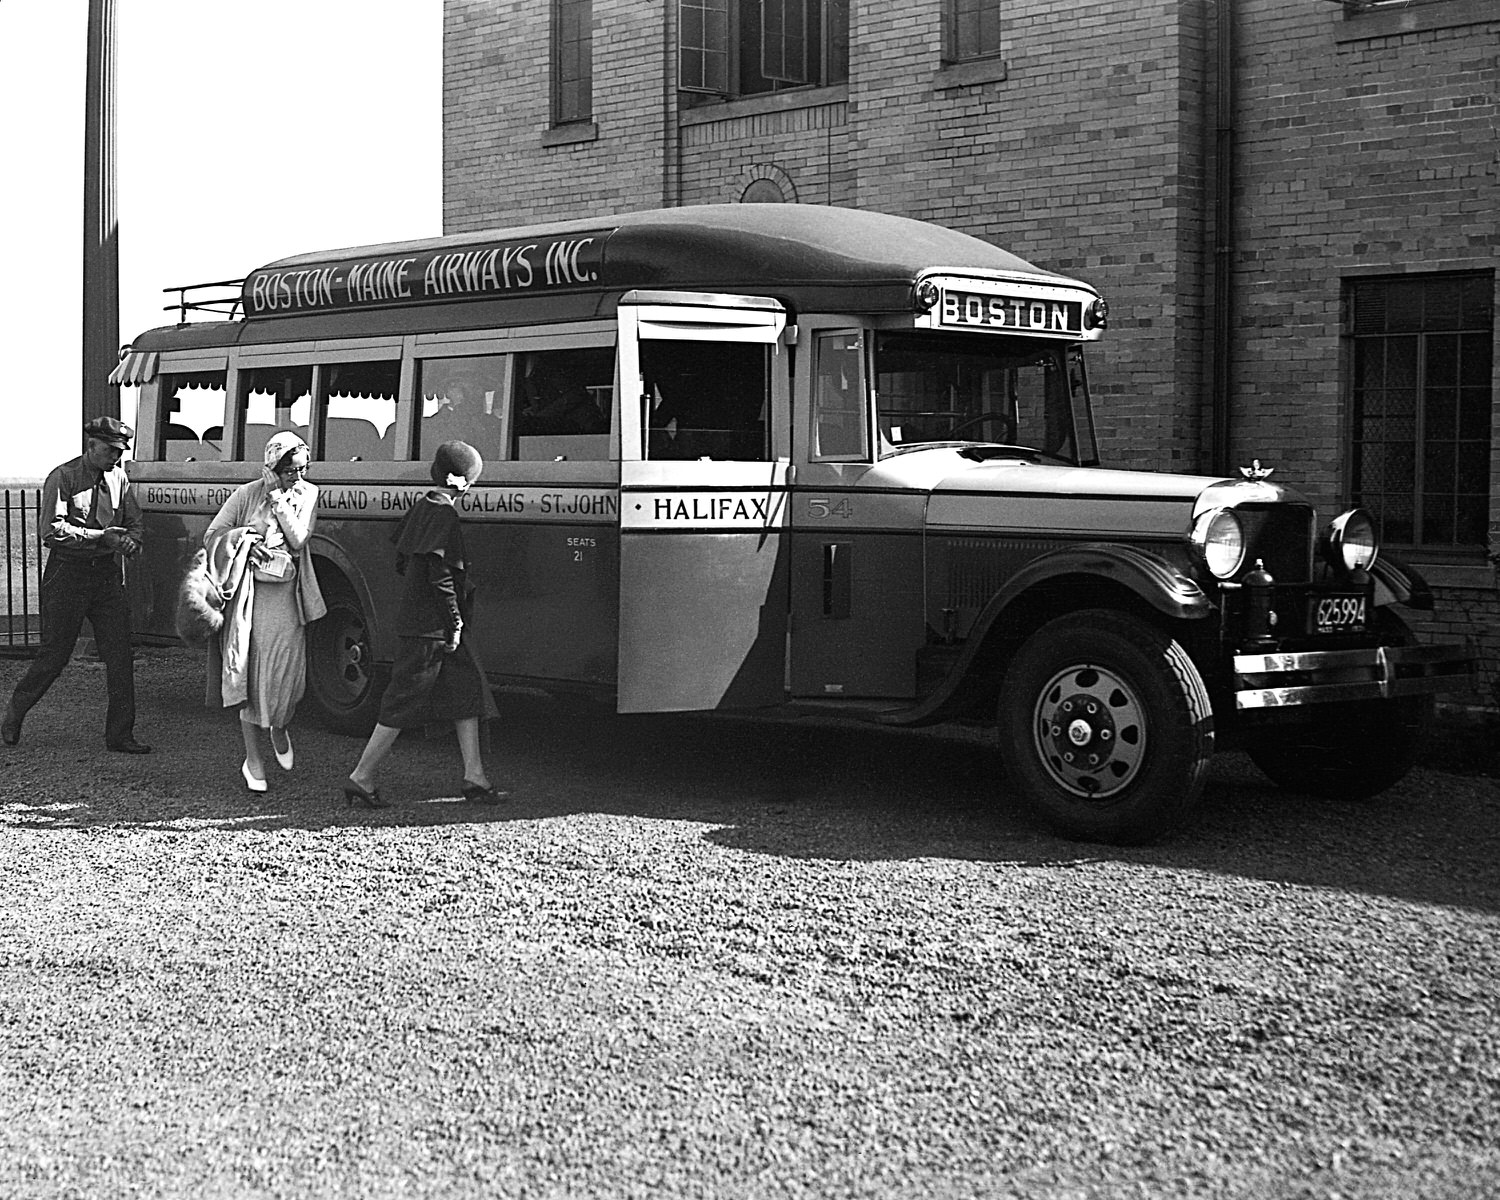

{"left": 1, "top": 645, "right": 1497, "bottom": 1200}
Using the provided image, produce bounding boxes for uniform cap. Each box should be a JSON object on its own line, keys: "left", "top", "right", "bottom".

{"left": 84, "top": 416, "right": 134, "bottom": 449}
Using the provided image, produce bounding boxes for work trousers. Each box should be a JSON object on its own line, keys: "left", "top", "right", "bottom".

{"left": 8, "top": 556, "right": 136, "bottom": 745}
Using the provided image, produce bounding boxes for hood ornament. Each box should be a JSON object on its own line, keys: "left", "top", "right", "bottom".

{"left": 1239, "top": 459, "right": 1275, "bottom": 482}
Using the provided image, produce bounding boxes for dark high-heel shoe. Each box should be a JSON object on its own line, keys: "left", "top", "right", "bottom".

{"left": 462, "top": 781, "right": 509, "bottom": 805}
{"left": 343, "top": 778, "right": 387, "bottom": 808}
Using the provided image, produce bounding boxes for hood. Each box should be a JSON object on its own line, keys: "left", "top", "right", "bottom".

{"left": 867, "top": 450, "right": 1305, "bottom": 539}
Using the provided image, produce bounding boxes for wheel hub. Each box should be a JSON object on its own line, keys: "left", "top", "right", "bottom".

{"left": 1033, "top": 666, "right": 1145, "bottom": 799}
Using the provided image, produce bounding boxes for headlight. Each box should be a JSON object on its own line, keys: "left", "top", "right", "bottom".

{"left": 1190, "top": 508, "right": 1246, "bottom": 579}
{"left": 1326, "top": 508, "right": 1379, "bottom": 571}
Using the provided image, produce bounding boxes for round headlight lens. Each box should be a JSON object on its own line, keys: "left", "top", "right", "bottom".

{"left": 1327, "top": 508, "right": 1379, "bottom": 571}
{"left": 1191, "top": 508, "right": 1246, "bottom": 579}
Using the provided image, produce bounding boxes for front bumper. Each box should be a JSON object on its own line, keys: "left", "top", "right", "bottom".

{"left": 1233, "top": 639, "right": 1476, "bottom": 710}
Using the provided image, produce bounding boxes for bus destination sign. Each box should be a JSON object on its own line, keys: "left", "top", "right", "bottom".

{"left": 939, "top": 288, "right": 1083, "bottom": 337}
{"left": 242, "top": 230, "right": 616, "bottom": 319}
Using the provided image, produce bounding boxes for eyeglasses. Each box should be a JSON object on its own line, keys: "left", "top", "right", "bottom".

{"left": 277, "top": 464, "right": 310, "bottom": 477}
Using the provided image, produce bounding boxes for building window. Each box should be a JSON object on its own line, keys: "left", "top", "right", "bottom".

{"left": 946, "top": 0, "right": 1001, "bottom": 62}
{"left": 553, "top": 0, "right": 592, "bottom": 125}
{"left": 1347, "top": 272, "right": 1494, "bottom": 554}
{"left": 680, "top": 0, "right": 848, "bottom": 98}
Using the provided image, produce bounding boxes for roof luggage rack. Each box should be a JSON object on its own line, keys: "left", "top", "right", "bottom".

{"left": 164, "top": 278, "right": 244, "bottom": 324}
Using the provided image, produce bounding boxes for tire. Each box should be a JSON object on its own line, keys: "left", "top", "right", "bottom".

{"left": 305, "top": 585, "right": 385, "bottom": 735}
{"left": 1246, "top": 611, "right": 1431, "bottom": 800}
{"left": 997, "top": 609, "right": 1214, "bottom": 844}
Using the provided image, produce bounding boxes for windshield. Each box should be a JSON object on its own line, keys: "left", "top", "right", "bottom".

{"left": 874, "top": 332, "right": 1092, "bottom": 464}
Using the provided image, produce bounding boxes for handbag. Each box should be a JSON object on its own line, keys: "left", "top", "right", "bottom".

{"left": 252, "top": 547, "right": 296, "bottom": 583}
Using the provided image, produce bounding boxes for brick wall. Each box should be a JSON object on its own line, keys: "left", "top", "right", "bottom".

{"left": 1232, "top": 0, "right": 1498, "bottom": 514}
{"left": 444, "top": 0, "right": 668, "bottom": 232}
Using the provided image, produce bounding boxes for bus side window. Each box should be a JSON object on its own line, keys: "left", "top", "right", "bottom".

{"left": 812, "top": 332, "right": 868, "bottom": 461}
{"left": 160, "top": 373, "right": 227, "bottom": 462}
{"left": 514, "top": 347, "right": 614, "bottom": 461}
{"left": 242, "top": 367, "right": 312, "bottom": 462}
{"left": 640, "top": 340, "right": 768, "bottom": 462}
{"left": 323, "top": 361, "right": 398, "bottom": 462}
{"left": 418, "top": 354, "right": 510, "bottom": 463}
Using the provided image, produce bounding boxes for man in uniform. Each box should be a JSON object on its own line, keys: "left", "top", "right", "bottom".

{"left": 1, "top": 417, "right": 152, "bottom": 753}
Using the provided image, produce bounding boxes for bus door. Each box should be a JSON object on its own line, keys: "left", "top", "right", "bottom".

{"left": 788, "top": 320, "right": 928, "bottom": 699}
{"left": 615, "top": 291, "right": 791, "bottom": 712}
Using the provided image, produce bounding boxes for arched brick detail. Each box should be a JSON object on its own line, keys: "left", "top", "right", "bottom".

{"left": 737, "top": 163, "right": 798, "bottom": 204}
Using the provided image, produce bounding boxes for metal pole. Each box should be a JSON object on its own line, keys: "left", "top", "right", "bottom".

{"left": 83, "top": 0, "right": 120, "bottom": 428}
{"left": 1209, "top": 0, "right": 1235, "bottom": 477}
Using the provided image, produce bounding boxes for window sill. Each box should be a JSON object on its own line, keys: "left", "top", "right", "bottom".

{"left": 679, "top": 84, "right": 848, "bottom": 127}
{"left": 1334, "top": 0, "right": 1494, "bottom": 44}
{"left": 541, "top": 122, "right": 598, "bottom": 148}
{"left": 932, "top": 56, "right": 1009, "bottom": 90}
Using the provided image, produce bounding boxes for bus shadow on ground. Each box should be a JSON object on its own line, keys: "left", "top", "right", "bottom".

{"left": 2, "top": 669, "right": 1496, "bottom": 916}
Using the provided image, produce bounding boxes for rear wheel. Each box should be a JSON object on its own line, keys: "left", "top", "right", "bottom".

{"left": 997, "top": 609, "right": 1214, "bottom": 844}
{"left": 1246, "top": 611, "right": 1431, "bottom": 800}
{"left": 306, "top": 584, "right": 384, "bottom": 735}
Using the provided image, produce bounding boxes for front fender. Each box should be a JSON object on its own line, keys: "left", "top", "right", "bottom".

{"left": 880, "top": 543, "right": 1210, "bottom": 727}
{"left": 990, "top": 543, "right": 1212, "bottom": 623}
{"left": 307, "top": 532, "right": 384, "bottom": 650}
{"left": 1371, "top": 553, "right": 1434, "bottom": 611}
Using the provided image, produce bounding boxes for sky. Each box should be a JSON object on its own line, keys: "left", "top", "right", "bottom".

{"left": 0, "top": 0, "right": 442, "bottom": 478}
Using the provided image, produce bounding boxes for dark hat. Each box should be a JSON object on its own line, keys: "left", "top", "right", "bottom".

{"left": 83, "top": 415, "right": 134, "bottom": 449}
{"left": 430, "top": 440, "right": 484, "bottom": 487}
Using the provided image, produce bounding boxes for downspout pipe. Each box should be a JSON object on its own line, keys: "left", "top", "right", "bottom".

{"left": 1210, "top": 0, "right": 1235, "bottom": 475}
{"left": 662, "top": 1, "right": 679, "bottom": 208}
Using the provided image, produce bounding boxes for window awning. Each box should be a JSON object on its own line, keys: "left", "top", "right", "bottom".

{"left": 108, "top": 350, "right": 159, "bottom": 386}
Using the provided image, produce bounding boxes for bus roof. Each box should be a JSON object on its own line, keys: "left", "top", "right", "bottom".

{"left": 131, "top": 205, "right": 1091, "bottom": 348}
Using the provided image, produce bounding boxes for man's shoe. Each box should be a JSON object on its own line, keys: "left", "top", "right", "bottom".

{"left": 107, "top": 738, "right": 152, "bottom": 755}
{"left": 0, "top": 707, "right": 20, "bottom": 747}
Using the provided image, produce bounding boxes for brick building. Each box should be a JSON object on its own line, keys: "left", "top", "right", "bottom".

{"left": 443, "top": 0, "right": 1498, "bottom": 706}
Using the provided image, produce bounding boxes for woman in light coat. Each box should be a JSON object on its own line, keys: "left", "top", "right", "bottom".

{"left": 204, "top": 431, "right": 327, "bottom": 791}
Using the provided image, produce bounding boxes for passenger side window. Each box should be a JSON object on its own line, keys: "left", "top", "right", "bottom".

{"left": 513, "top": 347, "right": 614, "bottom": 461}
{"left": 161, "top": 372, "right": 227, "bottom": 462}
{"left": 640, "top": 339, "right": 768, "bottom": 461}
{"left": 242, "top": 367, "right": 311, "bottom": 463}
{"left": 322, "top": 360, "right": 398, "bottom": 462}
{"left": 419, "top": 355, "right": 511, "bottom": 464}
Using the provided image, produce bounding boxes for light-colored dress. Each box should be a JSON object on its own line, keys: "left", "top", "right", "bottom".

{"left": 204, "top": 476, "right": 327, "bottom": 727}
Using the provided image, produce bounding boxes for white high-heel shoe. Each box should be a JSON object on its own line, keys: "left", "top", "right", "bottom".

{"left": 242, "top": 760, "right": 268, "bottom": 793}
{"left": 271, "top": 727, "right": 294, "bottom": 771}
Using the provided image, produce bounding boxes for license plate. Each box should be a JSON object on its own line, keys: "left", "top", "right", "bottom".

{"left": 1311, "top": 594, "right": 1366, "bottom": 633}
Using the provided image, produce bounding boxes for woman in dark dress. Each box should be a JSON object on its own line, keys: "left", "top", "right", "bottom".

{"left": 343, "top": 441, "right": 502, "bottom": 808}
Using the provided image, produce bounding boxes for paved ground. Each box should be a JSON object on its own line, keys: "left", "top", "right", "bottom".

{"left": 0, "top": 646, "right": 1497, "bottom": 1199}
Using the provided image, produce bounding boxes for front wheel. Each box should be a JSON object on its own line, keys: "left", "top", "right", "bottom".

{"left": 305, "top": 585, "right": 385, "bottom": 735}
{"left": 997, "top": 609, "right": 1214, "bottom": 844}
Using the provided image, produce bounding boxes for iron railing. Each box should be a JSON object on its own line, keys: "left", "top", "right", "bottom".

{"left": 1, "top": 483, "right": 43, "bottom": 655}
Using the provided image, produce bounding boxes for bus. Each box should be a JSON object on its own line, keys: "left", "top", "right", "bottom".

{"left": 111, "top": 203, "right": 1473, "bottom": 842}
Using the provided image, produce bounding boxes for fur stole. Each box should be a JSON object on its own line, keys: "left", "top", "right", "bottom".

{"left": 175, "top": 548, "right": 225, "bottom": 646}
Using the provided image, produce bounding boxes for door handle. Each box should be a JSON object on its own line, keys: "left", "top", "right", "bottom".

{"left": 823, "top": 542, "right": 851, "bottom": 619}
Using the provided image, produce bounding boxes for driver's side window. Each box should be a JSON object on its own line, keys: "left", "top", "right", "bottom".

{"left": 811, "top": 331, "right": 868, "bottom": 461}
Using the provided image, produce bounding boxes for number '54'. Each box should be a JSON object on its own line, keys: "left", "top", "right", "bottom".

{"left": 808, "top": 497, "right": 854, "bottom": 519}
